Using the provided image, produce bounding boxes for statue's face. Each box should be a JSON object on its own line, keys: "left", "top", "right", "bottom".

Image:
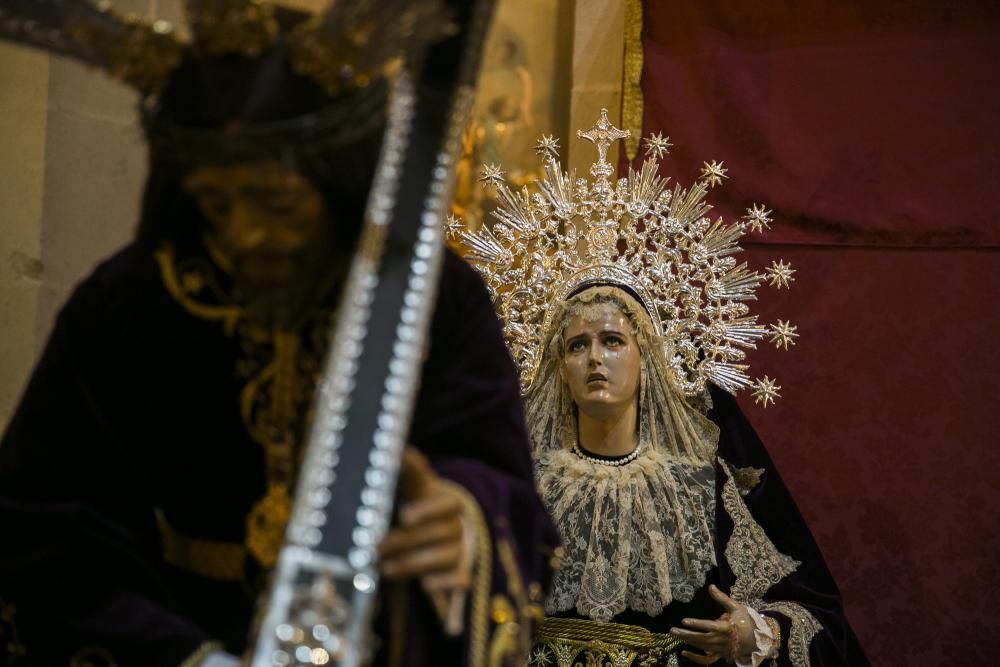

{"left": 184, "top": 161, "right": 332, "bottom": 315}
{"left": 561, "top": 301, "right": 641, "bottom": 420}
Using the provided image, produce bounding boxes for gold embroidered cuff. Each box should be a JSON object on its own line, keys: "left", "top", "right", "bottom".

{"left": 764, "top": 615, "right": 782, "bottom": 659}
{"left": 758, "top": 601, "right": 822, "bottom": 667}
{"left": 438, "top": 480, "right": 492, "bottom": 667}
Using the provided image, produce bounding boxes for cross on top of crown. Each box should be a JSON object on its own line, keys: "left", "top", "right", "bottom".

{"left": 577, "top": 108, "right": 630, "bottom": 180}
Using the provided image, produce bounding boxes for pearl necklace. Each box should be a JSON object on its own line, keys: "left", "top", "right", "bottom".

{"left": 572, "top": 442, "right": 642, "bottom": 467}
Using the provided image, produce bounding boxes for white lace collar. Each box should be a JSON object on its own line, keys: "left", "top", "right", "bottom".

{"left": 536, "top": 446, "right": 717, "bottom": 621}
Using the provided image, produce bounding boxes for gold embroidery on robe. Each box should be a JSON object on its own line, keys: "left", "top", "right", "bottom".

{"left": 529, "top": 617, "right": 683, "bottom": 667}
{"left": 155, "top": 243, "right": 332, "bottom": 572}
{"left": 486, "top": 526, "right": 544, "bottom": 666}
{"left": 489, "top": 594, "right": 520, "bottom": 667}
{"left": 156, "top": 510, "right": 247, "bottom": 581}
{"left": 0, "top": 602, "right": 27, "bottom": 662}
{"left": 69, "top": 645, "right": 119, "bottom": 667}
{"left": 719, "top": 460, "right": 822, "bottom": 665}
{"left": 732, "top": 465, "right": 766, "bottom": 496}
{"left": 720, "top": 460, "right": 800, "bottom": 603}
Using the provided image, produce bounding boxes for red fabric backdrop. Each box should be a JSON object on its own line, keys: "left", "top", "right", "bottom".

{"left": 634, "top": 2, "right": 1000, "bottom": 663}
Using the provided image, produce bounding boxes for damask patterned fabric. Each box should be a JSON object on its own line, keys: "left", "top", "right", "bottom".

{"left": 635, "top": 2, "right": 1000, "bottom": 247}
{"left": 636, "top": 3, "right": 1000, "bottom": 662}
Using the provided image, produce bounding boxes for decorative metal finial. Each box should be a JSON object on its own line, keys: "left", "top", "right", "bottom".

{"left": 577, "top": 108, "right": 630, "bottom": 180}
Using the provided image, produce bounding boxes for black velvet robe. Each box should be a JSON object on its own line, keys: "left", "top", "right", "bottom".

{"left": 548, "top": 386, "right": 869, "bottom": 666}
{"left": 0, "top": 242, "right": 559, "bottom": 666}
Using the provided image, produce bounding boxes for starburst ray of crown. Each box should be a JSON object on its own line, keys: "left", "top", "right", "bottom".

{"left": 448, "top": 109, "right": 798, "bottom": 406}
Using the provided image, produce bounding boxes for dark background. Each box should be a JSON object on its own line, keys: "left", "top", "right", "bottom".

{"left": 634, "top": 2, "right": 1000, "bottom": 662}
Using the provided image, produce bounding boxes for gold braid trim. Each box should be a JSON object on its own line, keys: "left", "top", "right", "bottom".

{"left": 622, "top": 0, "right": 644, "bottom": 160}
{"left": 530, "top": 617, "right": 683, "bottom": 667}
{"left": 440, "top": 480, "right": 492, "bottom": 667}
{"left": 386, "top": 583, "right": 410, "bottom": 667}
{"left": 157, "top": 511, "right": 247, "bottom": 582}
{"left": 154, "top": 245, "right": 240, "bottom": 335}
{"left": 537, "top": 617, "right": 683, "bottom": 648}
{"left": 493, "top": 535, "right": 536, "bottom": 663}
{"left": 178, "top": 641, "right": 225, "bottom": 667}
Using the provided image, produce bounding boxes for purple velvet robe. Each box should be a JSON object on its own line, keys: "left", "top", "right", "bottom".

{"left": 0, "top": 241, "right": 559, "bottom": 666}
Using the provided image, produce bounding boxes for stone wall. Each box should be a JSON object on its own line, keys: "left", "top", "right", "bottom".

{"left": 0, "top": 0, "right": 174, "bottom": 424}
{"left": 0, "top": 43, "right": 49, "bottom": 426}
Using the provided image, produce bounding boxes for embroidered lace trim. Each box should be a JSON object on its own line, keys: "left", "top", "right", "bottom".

{"left": 536, "top": 448, "right": 716, "bottom": 621}
{"left": 720, "top": 464, "right": 821, "bottom": 666}
{"left": 720, "top": 463, "right": 800, "bottom": 604}
{"left": 760, "top": 602, "right": 822, "bottom": 667}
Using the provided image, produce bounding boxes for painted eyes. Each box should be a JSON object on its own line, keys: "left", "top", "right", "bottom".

{"left": 566, "top": 334, "right": 626, "bottom": 353}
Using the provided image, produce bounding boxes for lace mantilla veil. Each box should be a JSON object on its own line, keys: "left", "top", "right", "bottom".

{"left": 526, "top": 286, "right": 720, "bottom": 622}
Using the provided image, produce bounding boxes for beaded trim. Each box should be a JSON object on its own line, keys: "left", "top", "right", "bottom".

{"left": 571, "top": 442, "right": 642, "bottom": 467}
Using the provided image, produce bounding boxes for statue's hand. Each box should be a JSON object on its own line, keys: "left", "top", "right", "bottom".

{"left": 378, "top": 447, "right": 470, "bottom": 591}
{"left": 669, "top": 585, "right": 756, "bottom": 665}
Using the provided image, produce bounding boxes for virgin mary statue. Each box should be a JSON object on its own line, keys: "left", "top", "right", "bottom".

{"left": 450, "top": 111, "right": 868, "bottom": 667}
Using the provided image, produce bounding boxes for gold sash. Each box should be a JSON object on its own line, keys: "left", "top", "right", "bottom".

{"left": 156, "top": 511, "right": 246, "bottom": 582}
{"left": 530, "top": 617, "right": 684, "bottom": 667}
